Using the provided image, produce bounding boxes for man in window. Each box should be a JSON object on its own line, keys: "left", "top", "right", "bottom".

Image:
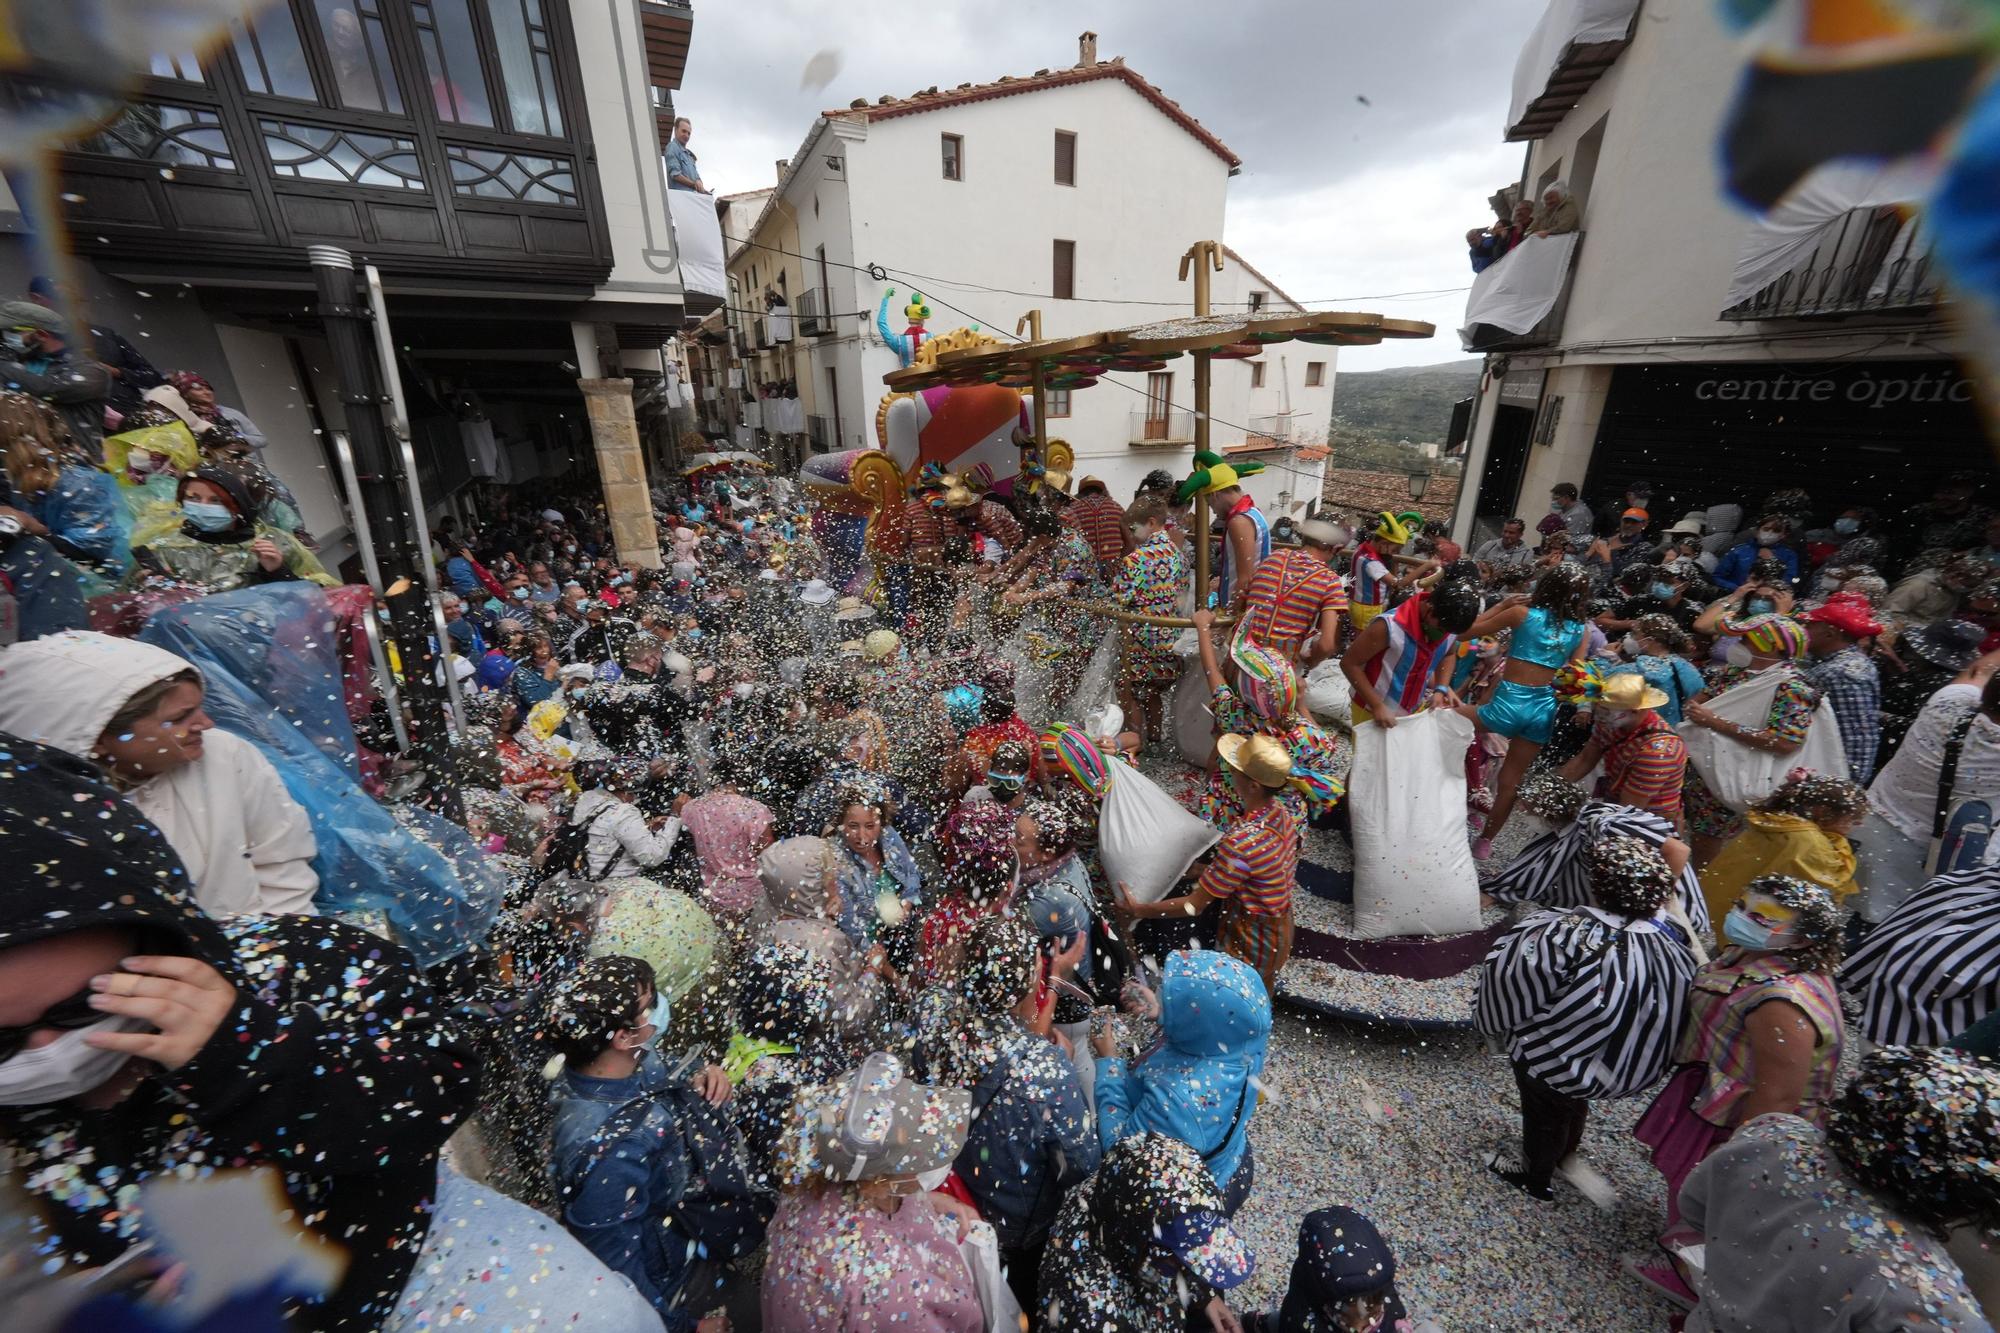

{"left": 667, "top": 117, "right": 706, "bottom": 193}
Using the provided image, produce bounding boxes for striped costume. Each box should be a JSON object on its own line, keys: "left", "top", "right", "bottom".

{"left": 1217, "top": 498, "right": 1270, "bottom": 607}
{"left": 1844, "top": 863, "right": 2000, "bottom": 1047}
{"left": 1348, "top": 540, "right": 1394, "bottom": 630}
{"left": 1475, "top": 906, "right": 1698, "bottom": 1100}
{"left": 1355, "top": 592, "right": 1456, "bottom": 722}
{"left": 1237, "top": 548, "right": 1349, "bottom": 658}
{"left": 1196, "top": 800, "right": 1298, "bottom": 992}
{"left": 1483, "top": 801, "right": 1713, "bottom": 940}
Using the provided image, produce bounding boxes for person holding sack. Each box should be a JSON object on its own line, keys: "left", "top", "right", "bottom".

{"left": 1678, "top": 612, "right": 1845, "bottom": 866}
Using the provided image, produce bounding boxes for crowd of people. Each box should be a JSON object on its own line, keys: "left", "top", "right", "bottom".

{"left": 0, "top": 310, "right": 1996, "bottom": 1333}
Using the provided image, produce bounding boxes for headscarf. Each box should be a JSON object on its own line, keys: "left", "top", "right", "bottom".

{"left": 1827, "top": 1046, "right": 2000, "bottom": 1236}
{"left": 940, "top": 799, "right": 1018, "bottom": 904}
{"left": 1039, "top": 722, "right": 1109, "bottom": 799}
{"left": 1720, "top": 612, "right": 1808, "bottom": 661}
{"left": 759, "top": 835, "right": 839, "bottom": 922}
{"left": 167, "top": 370, "right": 219, "bottom": 421}
{"left": 1224, "top": 635, "right": 1344, "bottom": 813}
{"left": 1086, "top": 1132, "right": 1248, "bottom": 1278}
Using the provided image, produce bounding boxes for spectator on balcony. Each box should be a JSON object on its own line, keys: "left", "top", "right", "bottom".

{"left": 1474, "top": 517, "right": 1537, "bottom": 580}
{"left": 668, "top": 117, "right": 708, "bottom": 194}
{"left": 1531, "top": 180, "right": 1581, "bottom": 237}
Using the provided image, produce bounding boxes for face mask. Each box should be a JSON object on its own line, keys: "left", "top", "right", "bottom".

{"left": 1621, "top": 634, "right": 1642, "bottom": 657}
{"left": 0, "top": 1016, "right": 145, "bottom": 1106}
{"left": 1724, "top": 640, "right": 1755, "bottom": 669}
{"left": 182, "top": 500, "right": 237, "bottom": 532}
{"left": 127, "top": 452, "right": 165, "bottom": 479}
{"left": 1722, "top": 905, "right": 1789, "bottom": 951}
{"left": 1833, "top": 517, "right": 1860, "bottom": 535}
{"left": 732, "top": 682, "right": 754, "bottom": 700}
{"left": 512, "top": 587, "right": 529, "bottom": 600}
{"left": 2, "top": 330, "right": 32, "bottom": 355}
{"left": 914, "top": 1164, "right": 952, "bottom": 1192}
{"left": 1745, "top": 596, "right": 1777, "bottom": 617}
{"left": 1756, "top": 529, "right": 1782, "bottom": 546}
{"left": 1650, "top": 582, "right": 1677, "bottom": 600}
{"left": 642, "top": 994, "right": 671, "bottom": 1047}
{"left": 1550, "top": 500, "right": 1565, "bottom": 513}
{"left": 687, "top": 628, "right": 704, "bottom": 642}
{"left": 564, "top": 544, "right": 577, "bottom": 554}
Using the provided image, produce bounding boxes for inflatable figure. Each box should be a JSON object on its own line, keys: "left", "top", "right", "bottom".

{"left": 876, "top": 286, "right": 932, "bottom": 367}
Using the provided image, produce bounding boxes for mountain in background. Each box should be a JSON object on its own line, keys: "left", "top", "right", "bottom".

{"left": 1329, "top": 358, "right": 1482, "bottom": 448}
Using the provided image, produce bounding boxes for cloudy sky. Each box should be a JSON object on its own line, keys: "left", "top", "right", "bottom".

{"left": 677, "top": 0, "right": 1547, "bottom": 371}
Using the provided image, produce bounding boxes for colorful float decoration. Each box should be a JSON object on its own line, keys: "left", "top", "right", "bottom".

{"left": 875, "top": 287, "right": 932, "bottom": 368}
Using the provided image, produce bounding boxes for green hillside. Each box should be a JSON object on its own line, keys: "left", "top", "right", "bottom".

{"left": 1330, "top": 359, "right": 1482, "bottom": 448}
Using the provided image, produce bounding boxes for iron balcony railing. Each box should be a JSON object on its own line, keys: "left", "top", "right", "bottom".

{"left": 1723, "top": 206, "right": 1944, "bottom": 321}
{"left": 1129, "top": 411, "right": 1195, "bottom": 446}
{"left": 808, "top": 414, "right": 836, "bottom": 452}
{"left": 1248, "top": 413, "right": 1295, "bottom": 441}
{"left": 797, "top": 287, "right": 834, "bottom": 336}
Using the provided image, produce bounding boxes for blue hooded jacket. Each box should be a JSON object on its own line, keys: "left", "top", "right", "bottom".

{"left": 1095, "top": 949, "right": 1272, "bottom": 1194}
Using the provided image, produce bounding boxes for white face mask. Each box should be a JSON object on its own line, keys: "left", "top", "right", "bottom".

{"left": 1621, "top": 634, "right": 1642, "bottom": 657}
{"left": 1756, "top": 529, "right": 1782, "bottom": 546}
{"left": 0, "top": 1015, "right": 146, "bottom": 1106}
{"left": 1725, "top": 640, "right": 1755, "bottom": 669}
{"left": 914, "top": 1164, "right": 952, "bottom": 1192}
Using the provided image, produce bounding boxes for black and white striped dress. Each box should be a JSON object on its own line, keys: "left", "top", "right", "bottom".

{"left": 1484, "top": 801, "right": 1714, "bottom": 939}
{"left": 1843, "top": 863, "right": 2000, "bottom": 1047}
{"left": 1474, "top": 906, "right": 1699, "bottom": 1099}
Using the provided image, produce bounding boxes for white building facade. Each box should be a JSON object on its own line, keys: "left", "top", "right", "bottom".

{"left": 724, "top": 35, "right": 1333, "bottom": 519}
{"left": 1450, "top": 0, "right": 1981, "bottom": 548}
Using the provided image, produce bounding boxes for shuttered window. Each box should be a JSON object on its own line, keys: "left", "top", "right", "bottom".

{"left": 1054, "top": 130, "right": 1076, "bottom": 186}
{"left": 1053, "top": 239, "right": 1075, "bottom": 299}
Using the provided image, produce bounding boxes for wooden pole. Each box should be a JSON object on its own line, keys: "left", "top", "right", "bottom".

{"left": 1182, "top": 241, "right": 1223, "bottom": 604}
{"left": 1016, "top": 309, "right": 1047, "bottom": 454}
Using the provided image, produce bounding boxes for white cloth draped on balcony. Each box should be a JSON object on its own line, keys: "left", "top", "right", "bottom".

{"left": 1722, "top": 160, "right": 1937, "bottom": 308}
{"left": 1507, "top": 0, "right": 1640, "bottom": 133}
{"left": 668, "top": 187, "right": 726, "bottom": 298}
{"left": 1459, "top": 233, "right": 1579, "bottom": 348}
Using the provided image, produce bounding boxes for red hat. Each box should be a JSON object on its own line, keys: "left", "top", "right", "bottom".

{"left": 1802, "top": 591, "right": 1884, "bottom": 638}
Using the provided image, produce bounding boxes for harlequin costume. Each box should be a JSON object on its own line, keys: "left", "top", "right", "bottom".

{"left": 1351, "top": 589, "right": 1457, "bottom": 723}
{"left": 1199, "top": 636, "right": 1346, "bottom": 829}
{"left": 1111, "top": 527, "right": 1188, "bottom": 687}
{"left": 1347, "top": 511, "right": 1410, "bottom": 632}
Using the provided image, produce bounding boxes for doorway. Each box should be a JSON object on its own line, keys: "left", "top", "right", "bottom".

{"left": 1143, "top": 372, "right": 1173, "bottom": 440}
{"left": 1473, "top": 404, "right": 1537, "bottom": 534}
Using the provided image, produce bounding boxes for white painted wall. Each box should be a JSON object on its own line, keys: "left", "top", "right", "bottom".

{"left": 570, "top": 0, "right": 686, "bottom": 311}
{"left": 213, "top": 325, "right": 358, "bottom": 571}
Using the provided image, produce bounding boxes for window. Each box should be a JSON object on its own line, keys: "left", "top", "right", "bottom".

{"left": 1054, "top": 130, "right": 1076, "bottom": 186}
{"left": 940, "top": 133, "right": 963, "bottom": 181}
{"left": 413, "top": 0, "right": 494, "bottom": 126}
{"left": 1052, "top": 239, "right": 1075, "bottom": 300}
{"left": 1305, "top": 362, "right": 1326, "bottom": 387}
{"left": 309, "top": 0, "right": 405, "bottom": 114}
{"left": 446, "top": 145, "right": 577, "bottom": 204}
{"left": 230, "top": 10, "right": 316, "bottom": 101}
{"left": 1249, "top": 361, "right": 1265, "bottom": 389}
{"left": 149, "top": 50, "right": 207, "bottom": 83}
{"left": 261, "top": 120, "right": 425, "bottom": 189}
{"left": 489, "top": 0, "right": 565, "bottom": 136}
{"left": 81, "top": 102, "right": 235, "bottom": 171}
{"left": 1247, "top": 290, "right": 1266, "bottom": 312}
{"left": 1045, "top": 387, "right": 1071, "bottom": 418}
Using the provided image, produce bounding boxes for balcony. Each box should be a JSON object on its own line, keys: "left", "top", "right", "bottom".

{"left": 797, "top": 287, "right": 835, "bottom": 336}
{"left": 754, "top": 317, "right": 771, "bottom": 349}
{"left": 1460, "top": 232, "right": 1581, "bottom": 353}
{"left": 1130, "top": 411, "right": 1196, "bottom": 446}
{"left": 1247, "top": 413, "right": 1296, "bottom": 442}
{"left": 1722, "top": 206, "right": 1943, "bottom": 321}
{"left": 808, "top": 414, "right": 837, "bottom": 452}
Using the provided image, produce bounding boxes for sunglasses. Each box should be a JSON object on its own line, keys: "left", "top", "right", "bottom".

{"left": 0, "top": 985, "right": 101, "bottom": 1063}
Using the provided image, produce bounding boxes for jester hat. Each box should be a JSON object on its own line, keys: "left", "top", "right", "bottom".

{"left": 1174, "top": 450, "right": 1265, "bottom": 505}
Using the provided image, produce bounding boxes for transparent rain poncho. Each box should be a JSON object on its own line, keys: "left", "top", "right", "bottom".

{"left": 140, "top": 582, "right": 502, "bottom": 965}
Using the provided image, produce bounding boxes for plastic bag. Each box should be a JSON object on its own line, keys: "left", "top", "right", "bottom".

{"left": 1099, "top": 762, "right": 1220, "bottom": 905}
{"left": 140, "top": 584, "right": 503, "bottom": 966}
{"left": 1677, "top": 667, "right": 1847, "bottom": 811}
{"left": 1348, "top": 708, "right": 1483, "bottom": 938}
{"left": 959, "top": 1220, "right": 1024, "bottom": 1333}
{"left": 1170, "top": 658, "right": 1216, "bottom": 767}
{"left": 1303, "top": 658, "right": 1354, "bottom": 733}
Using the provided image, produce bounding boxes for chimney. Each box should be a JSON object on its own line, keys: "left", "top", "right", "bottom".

{"left": 775, "top": 159, "right": 789, "bottom": 181}
{"left": 1078, "top": 31, "right": 1097, "bottom": 66}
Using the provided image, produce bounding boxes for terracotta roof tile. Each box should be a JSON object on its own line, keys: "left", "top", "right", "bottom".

{"left": 825, "top": 63, "right": 1241, "bottom": 167}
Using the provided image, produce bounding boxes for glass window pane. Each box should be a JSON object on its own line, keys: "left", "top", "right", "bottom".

{"left": 261, "top": 120, "right": 425, "bottom": 189}
{"left": 310, "top": 0, "right": 405, "bottom": 114}
{"left": 80, "top": 102, "right": 236, "bottom": 171}
{"left": 490, "top": 0, "right": 560, "bottom": 137}
{"left": 414, "top": 0, "right": 493, "bottom": 126}
{"left": 231, "top": 9, "right": 316, "bottom": 101}
{"left": 149, "top": 50, "right": 206, "bottom": 82}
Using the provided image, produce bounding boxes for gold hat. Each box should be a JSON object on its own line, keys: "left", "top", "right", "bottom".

{"left": 1596, "top": 674, "right": 1669, "bottom": 712}
{"left": 1215, "top": 733, "right": 1294, "bottom": 789}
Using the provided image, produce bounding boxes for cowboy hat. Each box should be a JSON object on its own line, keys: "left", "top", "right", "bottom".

{"left": 832, "top": 595, "right": 876, "bottom": 622}
{"left": 1904, "top": 619, "right": 1985, "bottom": 673}
{"left": 799, "top": 578, "right": 836, "bottom": 606}
{"left": 1595, "top": 674, "right": 1669, "bottom": 712}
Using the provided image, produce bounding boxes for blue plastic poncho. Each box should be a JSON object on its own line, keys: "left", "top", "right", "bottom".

{"left": 141, "top": 583, "right": 502, "bottom": 965}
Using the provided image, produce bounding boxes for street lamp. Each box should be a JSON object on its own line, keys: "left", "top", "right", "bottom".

{"left": 1407, "top": 468, "right": 1431, "bottom": 502}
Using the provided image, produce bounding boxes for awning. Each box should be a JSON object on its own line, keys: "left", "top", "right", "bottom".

{"left": 1506, "top": 0, "right": 1638, "bottom": 140}
{"left": 1459, "top": 233, "right": 1579, "bottom": 348}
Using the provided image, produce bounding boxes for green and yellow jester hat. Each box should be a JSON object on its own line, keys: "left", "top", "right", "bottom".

{"left": 1173, "top": 450, "right": 1265, "bottom": 505}
{"left": 1373, "top": 510, "right": 1413, "bottom": 545}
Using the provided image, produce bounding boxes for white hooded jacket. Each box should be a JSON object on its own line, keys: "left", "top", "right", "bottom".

{"left": 0, "top": 631, "right": 318, "bottom": 918}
